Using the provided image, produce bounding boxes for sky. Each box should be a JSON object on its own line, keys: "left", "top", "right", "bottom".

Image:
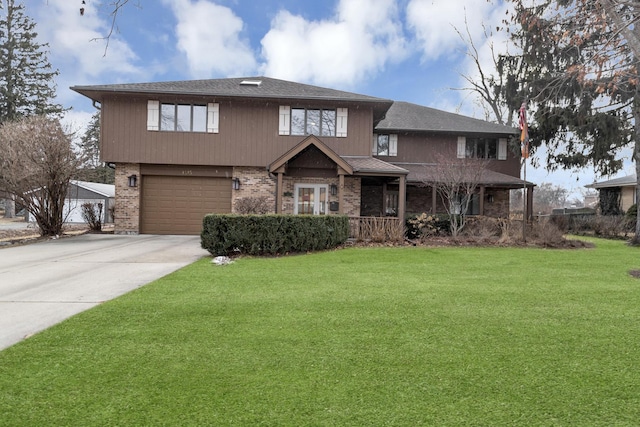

{"left": 21, "top": 0, "right": 636, "bottom": 200}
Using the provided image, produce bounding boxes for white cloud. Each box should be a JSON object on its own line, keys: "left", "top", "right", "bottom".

{"left": 165, "top": 0, "right": 257, "bottom": 78}
{"left": 406, "top": 0, "right": 499, "bottom": 61}
{"left": 260, "top": 0, "right": 407, "bottom": 87}
{"left": 33, "top": 0, "right": 142, "bottom": 80}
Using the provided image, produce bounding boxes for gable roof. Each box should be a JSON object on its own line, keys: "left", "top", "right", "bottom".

{"left": 586, "top": 174, "right": 637, "bottom": 189}
{"left": 71, "top": 76, "right": 393, "bottom": 105}
{"left": 376, "top": 101, "right": 519, "bottom": 136}
{"left": 269, "top": 135, "right": 354, "bottom": 175}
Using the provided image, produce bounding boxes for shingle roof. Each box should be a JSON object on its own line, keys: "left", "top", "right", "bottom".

{"left": 71, "top": 76, "right": 394, "bottom": 104}
{"left": 376, "top": 101, "right": 519, "bottom": 135}
{"left": 342, "top": 156, "right": 409, "bottom": 175}
{"left": 586, "top": 174, "right": 637, "bottom": 188}
{"left": 396, "top": 163, "right": 533, "bottom": 187}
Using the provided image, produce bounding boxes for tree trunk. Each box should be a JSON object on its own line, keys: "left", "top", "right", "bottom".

{"left": 3, "top": 197, "right": 14, "bottom": 218}
{"left": 631, "top": 10, "right": 640, "bottom": 246}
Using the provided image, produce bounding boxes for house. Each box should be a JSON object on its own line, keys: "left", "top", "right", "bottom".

{"left": 26, "top": 180, "right": 115, "bottom": 224}
{"left": 587, "top": 174, "right": 637, "bottom": 214}
{"left": 71, "top": 77, "right": 532, "bottom": 235}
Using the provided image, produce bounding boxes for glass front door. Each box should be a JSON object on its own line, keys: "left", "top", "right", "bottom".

{"left": 294, "top": 184, "right": 328, "bottom": 215}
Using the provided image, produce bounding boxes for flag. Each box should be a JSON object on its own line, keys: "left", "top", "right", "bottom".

{"left": 519, "top": 102, "right": 529, "bottom": 158}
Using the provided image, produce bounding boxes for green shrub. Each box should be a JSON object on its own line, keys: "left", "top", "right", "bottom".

{"left": 201, "top": 214, "right": 350, "bottom": 256}
{"left": 626, "top": 204, "right": 637, "bottom": 219}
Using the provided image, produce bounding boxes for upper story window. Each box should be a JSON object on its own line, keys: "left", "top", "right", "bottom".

{"left": 147, "top": 100, "right": 219, "bottom": 133}
{"left": 279, "top": 106, "right": 348, "bottom": 138}
{"left": 291, "top": 108, "right": 336, "bottom": 137}
{"left": 372, "top": 134, "right": 398, "bottom": 156}
{"left": 457, "top": 136, "right": 507, "bottom": 160}
{"left": 466, "top": 137, "right": 497, "bottom": 159}
{"left": 160, "top": 104, "right": 206, "bottom": 132}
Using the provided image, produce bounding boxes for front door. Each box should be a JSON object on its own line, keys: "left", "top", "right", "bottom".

{"left": 294, "top": 184, "right": 328, "bottom": 215}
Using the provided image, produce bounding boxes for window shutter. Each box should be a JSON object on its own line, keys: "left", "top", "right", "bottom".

{"left": 389, "top": 134, "right": 398, "bottom": 156}
{"left": 498, "top": 138, "right": 507, "bottom": 160}
{"left": 336, "top": 108, "right": 348, "bottom": 137}
{"left": 279, "top": 106, "right": 291, "bottom": 135}
{"left": 457, "top": 136, "right": 466, "bottom": 158}
{"left": 207, "top": 103, "right": 219, "bottom": 133}
{"left": 147, "top": 100, "right": 159, "bottom": 131}
{"left": 372, "top": 133, "right": 378, "bottom": 155}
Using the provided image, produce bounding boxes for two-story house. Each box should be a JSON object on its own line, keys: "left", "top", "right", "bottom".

{"left": 71, "top": 76, "right": 532, "bottom": 235}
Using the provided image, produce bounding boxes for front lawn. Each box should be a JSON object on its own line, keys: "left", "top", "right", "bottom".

{"left": 1, "top": 239, "right": 640, "bottom": 425}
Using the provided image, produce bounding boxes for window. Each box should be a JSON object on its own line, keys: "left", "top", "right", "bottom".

{"left": 373, "top": 134, "right": 398, "bottom": 156}
{"left": 291, "top": 108, "right": 336, "bottom": 137}
{"left": 450, "top": 194, "right": 479, "bottom": 215}
{"left": 294, "top": 184, "right": 328, "bottom": 215}
{"left": 465, "top": 138, "right": 498, "bottom": 159}
{"left": 280, "top": 106, "right": 347, "bottom": 137}
{"left": 385, "top": 191, "right": 398, "bottom": 216}
{"left": 160, "top": 103, "right": 207, "bottom": 132}
{"left": 457, "top": 137, "right": 507, "bottom": 160}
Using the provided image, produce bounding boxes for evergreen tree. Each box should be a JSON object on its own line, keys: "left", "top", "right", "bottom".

{"left": 0, "top": 0, "right": 63, "bottom": 123}
{"left": 76, "top": 112, "right": 115, "bottom": 184}
{"left": 496, "top": 0, "right": 640, "bottom": 243}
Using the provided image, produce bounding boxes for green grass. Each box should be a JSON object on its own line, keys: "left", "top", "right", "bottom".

{"left": 2, "top": 238, "right": 640, "bottom": 426}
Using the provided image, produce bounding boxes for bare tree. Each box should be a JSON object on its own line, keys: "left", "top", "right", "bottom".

{"left": 453, "top": 12, "right": 521, "bottom": 128}
{"left": 423, "top": 151, "right": 490, "bottom": 237}
{"left": 0, "top": 115, "right": 81, "bottom": 236}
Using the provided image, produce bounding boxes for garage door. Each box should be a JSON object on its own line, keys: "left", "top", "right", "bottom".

{"left": 141, "top": 175, "right": 231, "bottom": 235}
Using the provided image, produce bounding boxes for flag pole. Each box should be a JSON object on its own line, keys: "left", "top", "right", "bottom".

{"left": 519, "top": 101, "right": 529, "bottom": 243}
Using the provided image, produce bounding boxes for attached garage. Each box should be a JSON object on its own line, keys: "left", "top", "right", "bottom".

{"left": 140, "top": 175, "right": 231, "bottom": 235}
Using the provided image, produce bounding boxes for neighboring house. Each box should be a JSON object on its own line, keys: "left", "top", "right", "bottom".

{"left": 26, "top": 180, "right": 115, "bottom": 224}
{"left": 71, "top": 77, "right": 533, "bottom": 235}
{"left": 587, "top": 174, "right": 637, "bottom": 214}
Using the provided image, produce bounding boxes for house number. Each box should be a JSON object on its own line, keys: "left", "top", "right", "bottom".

{"left": 181, "top": 170, "right": 193, "bottom": 175}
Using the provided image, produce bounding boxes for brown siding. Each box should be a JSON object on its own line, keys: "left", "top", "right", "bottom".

{"left": 376, "top": 133, "right": 521, "bottom": 178}
{"left": 101, "top": 97, "right": 374, "bottom": 167}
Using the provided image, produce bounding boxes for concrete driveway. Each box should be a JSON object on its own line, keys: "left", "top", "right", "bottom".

{"left": 0, "top": 234, "right": 209, "bottom": 351}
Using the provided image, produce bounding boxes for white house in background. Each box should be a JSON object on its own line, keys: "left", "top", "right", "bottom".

{"left": 586, "top": 174, "right": 637, "bottom": 214}
{"left": 27, "top": 181, "right": 115, "bottom": 224}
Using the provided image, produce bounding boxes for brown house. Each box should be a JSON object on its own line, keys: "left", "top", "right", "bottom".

{"left": 71, "top": 76, "right": 532, "bottom": 235}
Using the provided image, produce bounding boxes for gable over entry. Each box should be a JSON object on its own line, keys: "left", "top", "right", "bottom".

{"left": 268, "top": 135, "right": 408, "bottom": 218}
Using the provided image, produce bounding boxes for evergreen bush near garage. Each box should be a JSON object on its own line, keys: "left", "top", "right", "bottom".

{"left": 201, "top": 214, "right": 350, "bottom": 256}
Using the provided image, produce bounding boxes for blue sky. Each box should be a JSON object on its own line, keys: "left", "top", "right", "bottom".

{"left": 25, "top": 0, "right": 634, "bottom": 199}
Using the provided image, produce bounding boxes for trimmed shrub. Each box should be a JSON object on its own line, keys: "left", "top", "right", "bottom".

{"left": 201, "top": 214, "right": 350, "bottom": 256}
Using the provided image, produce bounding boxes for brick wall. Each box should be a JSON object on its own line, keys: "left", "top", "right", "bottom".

{"left": 232, "top": 167, "right": 277, "bottom": 213}
{"left": 114, "top": 163, "right": 140, "bottom": 234}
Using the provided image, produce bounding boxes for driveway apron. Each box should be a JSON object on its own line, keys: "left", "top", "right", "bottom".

{"left": 0, "top": 234, "right": 208, "bottom": 350}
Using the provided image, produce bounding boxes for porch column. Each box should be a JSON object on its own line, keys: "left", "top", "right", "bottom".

{"left": 526, "top": 185, "right": 534, "bottom": 221}
{"left": 479, "top": 185, "right": 485, "bottom": 216}
{"left": 276, "top": 172, "right": 283, "bottom": 214}
{"left": 432, "top": 184, "right": 437, "bottom": 214}
{"left": 338, "top": 174, "right": 345, "bottom": 214}
{"left": 398, "top": 175, "right": 406, "bottom": 219}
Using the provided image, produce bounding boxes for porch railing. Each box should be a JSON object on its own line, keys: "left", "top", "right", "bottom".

{"left": 348, "top": 216, "right": 405, "bottom": 242}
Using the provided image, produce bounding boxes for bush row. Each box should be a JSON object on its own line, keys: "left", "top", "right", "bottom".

{"left": 201, "top": 214, "right": 350, "bottom": 256}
